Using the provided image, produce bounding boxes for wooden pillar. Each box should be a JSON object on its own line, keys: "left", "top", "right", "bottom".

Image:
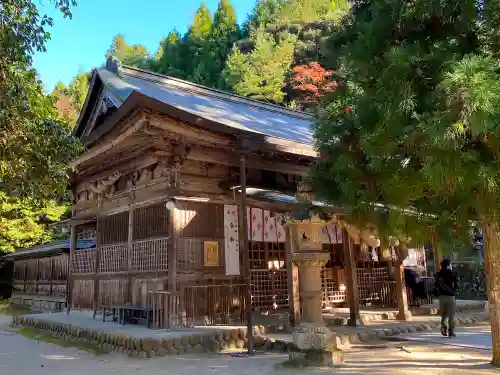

{"left": 342, "top": 229, "right": 362, "bottom": 326}
{"left": 167, "top": 206, "right": 178, "bottom": 328}
{"left": 285, "top": 225, "right": 300, "bottom": 326}
{"left": 239, "top": 152, "right": 253, "bottom": 355}
{"left": 93, "top": 217, "right": 101, "bottom": 313}
{"left": 127, "top": 208, "right": 134, "bottom": 305}
{"left": 395, "top": 244, "right": 412, "bottom": 321}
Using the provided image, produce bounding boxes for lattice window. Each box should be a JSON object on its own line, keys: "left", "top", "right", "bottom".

{"left": 249, "top": 241, "right": 286, "bottom": 270}
{"left": 248, "top": 241, "right": 287, "bottom": 310}
{"left": 133, "top": 203, "right": 168, "bottom": 240}
{"left": 77, "top": 228, "right": 96, "bottom": 241}
{"left": 321, "top": 268, "right": 347, "bottom": 306}
{"left": 356, "top": 267, "right": 389, "bottom": 301}
{"left": 99, "top": 212, "right": 128, "bottom": 245}
{"left": 71, "top": 248, "right": 95, "bottom": 274}
{"left": 99, "top": 244, "right": 128, "bottom": 272}
{"left": 131, "top": 237, "right": 169, "bottom": 271}
{"left": 371, "top": 267, "right": 388, "bottom": 281}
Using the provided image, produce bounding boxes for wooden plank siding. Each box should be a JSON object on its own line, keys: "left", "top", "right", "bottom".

{"left": 12, "top": 254, "right": 68, "bottom": 298}
{"left": 71, "top": 202, "right": 172, "bottom": 309}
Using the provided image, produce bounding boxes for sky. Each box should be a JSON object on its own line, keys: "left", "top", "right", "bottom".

{"left": 33, "top": 0, "right": 255, "bottom": 92}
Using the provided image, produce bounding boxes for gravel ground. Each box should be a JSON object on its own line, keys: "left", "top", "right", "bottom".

{"left": 0, "top": 315, "right": 498, "bottom": 375}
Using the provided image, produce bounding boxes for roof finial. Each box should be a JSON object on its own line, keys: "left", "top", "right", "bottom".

{"left": 105, "top": 55, "right": 122, "bottom": 74}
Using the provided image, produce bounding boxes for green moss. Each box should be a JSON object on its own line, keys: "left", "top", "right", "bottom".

{"left": 12, "top": 327, "right": 108, "bottom": 355}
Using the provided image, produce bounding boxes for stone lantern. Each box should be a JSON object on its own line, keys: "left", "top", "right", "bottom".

{"left": 283, "top": 182, "right": 344, "bottom": 367}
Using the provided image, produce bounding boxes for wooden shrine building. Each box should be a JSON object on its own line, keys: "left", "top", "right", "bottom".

{"left": 5, "top": 239, "right": 94, "bottom": 311}
{"left": 65, "top": 58, "right": 428, "bottom": 326}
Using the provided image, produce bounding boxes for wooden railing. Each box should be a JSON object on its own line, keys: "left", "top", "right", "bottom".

{"left": 147, "top": 291, "right": 180, "bottom": 329}
{"left": 148, "top": 283, "right": 247, "bottom": 328}
{"left": 183, "top": 284, "right": 247, "bottom": 327}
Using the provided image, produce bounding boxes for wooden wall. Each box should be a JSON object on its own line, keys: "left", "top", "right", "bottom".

{"left": 70, "top": 200, "right": 247, "bottom": 310}
{"left": 71, "top": 202, "right": 171, "bottom": 309}
{"left": 12, "top": 254, "right": 68, "bottom": 298}
{"left": 175, "top": 200, "right": 228, "bottom": 280}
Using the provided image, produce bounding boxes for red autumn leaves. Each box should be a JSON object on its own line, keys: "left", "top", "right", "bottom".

{"left": 290, "top": 62, "right": 338, "bottom": 109}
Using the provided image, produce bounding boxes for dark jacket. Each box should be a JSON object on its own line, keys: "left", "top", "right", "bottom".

{"left": 435, "top": 268, "right": 458, "bottom": 297}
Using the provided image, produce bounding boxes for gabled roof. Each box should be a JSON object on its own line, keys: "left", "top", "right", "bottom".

{"left": 3, "top": 240, "right": 96, "bottom": 260}
{"left": 74, "top": 59, "right": 315, "bottom": 150}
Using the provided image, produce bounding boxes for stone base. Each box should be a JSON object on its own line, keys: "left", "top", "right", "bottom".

{"left": 292, "top": 323, "right": 335, "bottom": 350}
{"left": 347, "top": 317, "right": 364, "bottom": 327}
{"left": 288, "top": 348, "right": 345, "bottom": 367}
{"left": 396, "top": 311, "right": 412, "bottom": 321}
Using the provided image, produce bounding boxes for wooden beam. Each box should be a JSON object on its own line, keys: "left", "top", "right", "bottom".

{"left": 239, "top": 153, "right": 253, "bottom": 355}
{"left": 92, "top": 216, "right": 101, "bottom": 316}
{"left": 149, "top": 114, "right": 232, "bottom": 148}
{"left": 72, "top": 116, "right": 148, "bottom": 169}
{"left": 67, "top": 224, "right": 76, "bottom": 314}
{"left": 240, "top": 136, "right": 317, "bottom": 158}
{"left": 158, "top": 146, "right": 311, "bottom": 176}
{"left": 286, "top": 225, "right": 300, "bottom": 326}
{"left": 127, "top": 208, "right": 133, "bottom": 305}
{"left": 75, "top": 152, "right": 159, "bottom": 182}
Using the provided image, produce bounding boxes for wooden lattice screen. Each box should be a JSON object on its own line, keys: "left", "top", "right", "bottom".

{"left": 249, "top": 241, "right": 288, "bottom": 310}
{"left": 99, "top": 212, "right": 128, "bottom": 245}
{"left": 99, "top": 244, "right": 127, "bottom": 273}
{"left": 132, "top": 238, "right": 169, "bottom": 271}
{"left": 71, "top": 248, "right": 96, "bottom": 274}
{"left": 133, "top": 203, "right": 168, "bottom": 240}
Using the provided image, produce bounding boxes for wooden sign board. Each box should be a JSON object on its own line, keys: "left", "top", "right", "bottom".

{"left": 204, "top": 241, "right": 219, "bottom": 267}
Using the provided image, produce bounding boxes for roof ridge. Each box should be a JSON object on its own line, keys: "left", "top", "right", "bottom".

{"left": 118, "top": 65, "right": 314, "bottom": 121}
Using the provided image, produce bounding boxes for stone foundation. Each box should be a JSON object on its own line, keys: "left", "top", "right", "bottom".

{"left": 10, "top": 312, "right": 489, "bottom": 359}
{"left": 288, "top": 348, "right": 345, "bottom": 367}
{"left": 10, "top": 315, "right": 290, "bottom": 358}
{"left": 10, "top": 294, "right": 66, "bottom": 313}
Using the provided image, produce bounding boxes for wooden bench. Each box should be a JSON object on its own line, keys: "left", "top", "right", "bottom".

{"left": 121, "top": 306, "right": 154, "bottom": 328}
{"left": 93, "top": 306, "right": 120, "bottom": 322}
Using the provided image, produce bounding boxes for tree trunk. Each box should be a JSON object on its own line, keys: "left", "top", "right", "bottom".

{"left": 483, "top": 219, "right": 500, "bottom": 366}
{"left": 394, "top": 259, "right": 411, "bottom": 320}
{"left": 394, "top": 244, "right": 411, "bottom": 321}
{"left": 433, "top": 242, "right": 443, "bottom": 274}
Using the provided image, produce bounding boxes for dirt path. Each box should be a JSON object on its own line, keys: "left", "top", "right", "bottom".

{"left": 0, "top": 315, "right": 497, "bottom": 375}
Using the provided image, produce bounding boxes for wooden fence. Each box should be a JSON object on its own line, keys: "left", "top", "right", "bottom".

{"left": 148, "top": 283, "right": 247, "bottom": 328}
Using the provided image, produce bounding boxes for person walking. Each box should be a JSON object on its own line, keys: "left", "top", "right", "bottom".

{"left": 434, "top": 257, "right": 458, "bottom": 337}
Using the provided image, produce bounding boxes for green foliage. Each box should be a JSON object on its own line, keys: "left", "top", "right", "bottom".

{"left": 154, "top": 30, "right": 187, "bottom": 78}
{"left": 205, "top": 0, "right": 240, "bottom": 86}
{"left": 106, "top": 34, "right": 150, "bottom": 68}
{"left": 184, "top": 2, "right": 213, "bottom": 80}
{"left": 242, "top": 0, "right": 286, "bottom": 36}
{"left": 0, "top": 0, "right": 81, "bottom": 251}
{"left": 0, "top": 192, "right": 68, "bottom": 252}
{"left": 189, "top": 1, "right": 213, "bottom": 40}
{"left": 312, "top": 0, "right": 498, "bottom": 248}
{"left": 222, "top": 29, "right": 296, "bottom": 103}
{"left": 275, "top": 0, "right": 344, "bottom": 25}
{"left": 51, "top": 72, "right": 90, "bottom": 124}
